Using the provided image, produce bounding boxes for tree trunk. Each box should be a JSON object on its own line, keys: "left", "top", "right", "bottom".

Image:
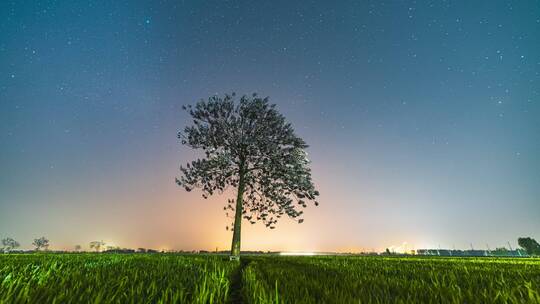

{"left": 230, "top": 168, "right": 246, "bottom": 259}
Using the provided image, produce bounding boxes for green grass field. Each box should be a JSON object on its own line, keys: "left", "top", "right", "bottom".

{"left": 1, "top": 254, "right": 539, "bottom": 303}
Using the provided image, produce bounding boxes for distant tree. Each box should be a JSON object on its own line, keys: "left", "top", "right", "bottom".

{"left": 518, "top": 237, "right": 540, "bottom": 256}
{"left": 493, "top": 247, "right": 509, "bottom": 253}
{"left": 32, "top": 237, "right": 49, "bottom": 251}
{"left": 74, "top": 245, "right": 82, "bottom": 252}
{"left": 137, "top": 248, "right": 147, "bottom": 253}
{"left": 177, "top": 93, "right": 319, "bottom": 259}
{"left": 2, "top": 237, "right": 20, "bottom": 253}
{"left": 89, "top": 240, "right": 105, "bottom": 252}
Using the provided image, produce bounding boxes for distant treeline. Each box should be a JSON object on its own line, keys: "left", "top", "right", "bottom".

{"left": 2, "top": 237, "right": 540, "bottom": 256}
{"left": 416, "top": 249, "right": 528, "bottom": 257}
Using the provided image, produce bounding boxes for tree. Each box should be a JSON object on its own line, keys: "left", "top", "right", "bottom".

{"left": 177, "top": 93, "right": 319, "bottom": 259}
{"left": 493, "top": 247, "right": 509, "bottom": 254}
{"left": 74, "top": 245, "right": 82, "bottom": 252}
{"left": 518, "top": 237, "right": 540, "bottom": 256}
{"left": 32, "top": 237, "right": 49, "bottom": 251}
{"left": 2, "top": 237, "right": 20, "bottom": 253}
{"left": 89, "top": 240, "right": 105, "bottom": 252}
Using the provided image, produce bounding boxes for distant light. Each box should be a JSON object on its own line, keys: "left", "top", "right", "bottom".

{"left": 279, "top": 252, "right": 317, "bottom": 256}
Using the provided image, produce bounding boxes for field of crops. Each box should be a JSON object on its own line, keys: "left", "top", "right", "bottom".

{"left": 1, "top": 254, "right": 539, "bottom": 303}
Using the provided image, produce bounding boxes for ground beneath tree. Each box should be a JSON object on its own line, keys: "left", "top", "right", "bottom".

{"left": 228, "top": 258, "right": 251, "bottom": 304}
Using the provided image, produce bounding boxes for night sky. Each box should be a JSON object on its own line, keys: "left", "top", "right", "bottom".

{"left": 1, "top": 1, "right": 539, "bottom": 252}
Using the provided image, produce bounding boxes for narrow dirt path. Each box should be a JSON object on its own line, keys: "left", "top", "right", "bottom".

{"left": 228, "top": 258, "right": 251, "bottom": 304}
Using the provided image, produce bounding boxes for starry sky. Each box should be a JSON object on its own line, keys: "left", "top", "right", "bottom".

{"left": 1, "top": 1, "right": 539, "bottom": 252}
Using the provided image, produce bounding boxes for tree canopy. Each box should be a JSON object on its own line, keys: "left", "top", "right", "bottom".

{"left": 32, "top": 237, "right": 49, "bottom": 251}
{"left": 89, "top": 240, "right": 106, "bottom": 252}
{"left": 176, "top": 93, "right": 319, "bottom": 230}
{"left": 518, "top": 237, "right": 540, "bottom": 256}
{"left": 1, "top": 237, "right": 20, "bottom": 252}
